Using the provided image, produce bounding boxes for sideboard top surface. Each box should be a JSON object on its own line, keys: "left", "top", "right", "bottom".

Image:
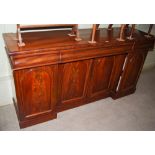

{"left": 3, "top": 28, "right": 154, "bottom": 56}
{"left": 3, "top": 27, "right": 155, "bottom": 70}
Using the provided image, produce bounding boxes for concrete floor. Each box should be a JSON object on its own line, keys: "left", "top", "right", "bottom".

{"left": 0, "top": 68, "right": 155, "bottom": 131}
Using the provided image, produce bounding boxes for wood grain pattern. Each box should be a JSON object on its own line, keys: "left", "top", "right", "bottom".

{"left": 61, "top": 60, "right": 90, "bottom": 101}
{"left": 118, "top": 51, "right": 147, "bottom": 91}
{"left": 112, "top": 50, "right": 148, "bottom": 99}
{"left": 90, "top": 57, "right": 114, "bottom": 95}
{"left": 14, "top": 65, "right": 58, "bottom": 122}
{"left": 3, "top": 27, "right": 155, "bottom": 128}
{"left": 57, "top": 60, "right": 91, "bottom": 111}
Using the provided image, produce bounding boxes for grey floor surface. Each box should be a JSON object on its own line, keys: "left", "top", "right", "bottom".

{"left": 0, "top": 68, "right": 155, "bottom": 131}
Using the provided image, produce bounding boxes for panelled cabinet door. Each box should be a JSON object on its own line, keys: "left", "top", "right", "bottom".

{"left": 14, "top": 65, "right": 58, "bottom": 121}
{"left": 117, "top": 51, "right": 148, "bottom": 95}
{"left": 88, "top": 55, "right": 126, "bottom": 101}
{"left": 59, "top": 60, "right": 91, "bottom": 109}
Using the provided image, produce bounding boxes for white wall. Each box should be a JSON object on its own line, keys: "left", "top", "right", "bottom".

{"left": 0, "top": 24, "right": 155, "bottom": 106}
{"left": 0, "top": 24, "right": 16, "bottom": 106}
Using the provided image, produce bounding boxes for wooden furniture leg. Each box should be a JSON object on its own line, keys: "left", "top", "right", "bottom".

{"left": 74, "top": 24, "right": 82, "bottom": 41}
{"left": 125, "top": 24, "right": 129, "bottom": 29}
{"left": 145, "top": 24, "right": 154, "bottom": 38}
{"left": 17, "top": 24, "right": 25, "bottom": 47}
{"left": 117, "top": 24, "right": 126, "bottom": 41}
{"left": 68, "top": 24, "right": 82, "bottom": 41}
{"left": 96, "top": 24, "right": 100, "bottom": 30}
{"left": 108, "top": 24, "right": 113, "bottom": 30}
{"left": 127, "top": 24, "right": 136, "bottom": 40}
{"left": 108, "top": 24, "right": 129, "bottom": 31}
{"left": 68, "top": 25, "right": 77, "bottom": 36}
{"left": 88, "top": 24, "right": 97, "bottom": 44}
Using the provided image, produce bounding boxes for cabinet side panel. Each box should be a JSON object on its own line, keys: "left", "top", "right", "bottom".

{"left": 112, "top": 50, "right": 148, "bottom": 99}
{"left": 120, "top": 51, "right": 147, "bottom": 91}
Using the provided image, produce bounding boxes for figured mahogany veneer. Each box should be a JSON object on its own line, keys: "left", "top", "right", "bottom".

{"left": 3, "top": 27, "right": 155, "bottom": 128}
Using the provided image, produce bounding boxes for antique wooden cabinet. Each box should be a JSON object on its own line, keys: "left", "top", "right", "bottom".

{"left": 3, "top": 27, "right": 155, "bottom": 128}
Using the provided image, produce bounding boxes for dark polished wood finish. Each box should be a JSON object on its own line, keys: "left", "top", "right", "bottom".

{"left": 3, "top": 27, "right": 155, "bottom": 128}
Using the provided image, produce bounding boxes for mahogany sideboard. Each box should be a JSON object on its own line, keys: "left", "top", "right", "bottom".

{"left": 3, "top": 27, "right": 155, "bottom": 128}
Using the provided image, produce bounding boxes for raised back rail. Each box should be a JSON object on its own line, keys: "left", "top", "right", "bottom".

{"left": 17, "top": 24, "right": 81, "bottom": 46}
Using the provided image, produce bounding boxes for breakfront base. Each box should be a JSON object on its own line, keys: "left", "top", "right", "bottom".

{"left": 111, "top": 88, "right": 136, "bottom": 100}
{"left": 4, "top": 28, "right": 154, "bottom": 128}
{"left": 19, "top": 114, "right": 57, "bottom": 129}
{"left": 13, "top": 88, "right": 136, "bottom": 128}
{"left": 13, "top": 99, "right": 57, "bottom": 128}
